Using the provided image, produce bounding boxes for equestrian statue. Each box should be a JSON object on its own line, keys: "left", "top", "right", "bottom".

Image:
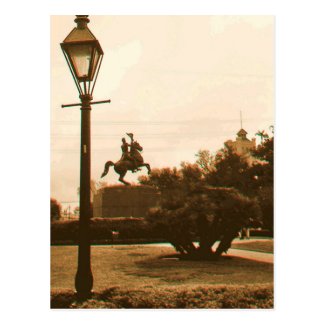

{"left": 101, "top": 133, "right": 151, "bottom": 185}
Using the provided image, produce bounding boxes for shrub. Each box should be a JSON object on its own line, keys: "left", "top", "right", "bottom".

{"left": 51, "top": 217, "right": 159, "bottom": 243}
{"left": 51, "top": 198, "right": 62, "bottom": 221}
{"left": 146, "top": 186, "right": 262, "bottom": 259}
{"left": 51, "top": 285, "right": 273, "bottom": 309}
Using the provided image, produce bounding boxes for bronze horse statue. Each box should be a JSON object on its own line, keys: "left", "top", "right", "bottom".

{"left": 101, "top": 140, "right": 151, "bottom": 185}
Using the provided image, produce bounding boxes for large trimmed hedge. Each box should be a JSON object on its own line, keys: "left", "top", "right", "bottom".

{"left": 51, "top": 217, "right": 161, "bottom": 244}
{"left": 51, "top": 217, "right": 272, "bottom": 245}
{"left": 51, "top": 285, "right": 273, "bottom": 308}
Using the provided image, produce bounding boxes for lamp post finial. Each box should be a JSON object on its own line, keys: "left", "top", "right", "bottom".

{"left": 75, "top": 15, "right": 90, "bottom": 29}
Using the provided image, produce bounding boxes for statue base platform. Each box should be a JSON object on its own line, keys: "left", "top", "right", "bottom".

{"left": 93, "top": 185, "right": 160, "bottom": 218}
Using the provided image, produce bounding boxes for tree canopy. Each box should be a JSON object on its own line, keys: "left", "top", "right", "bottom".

{"left": 195, "top": 134, "right": 274, "bottom": 233}
{"left": 139, "top": 130, "right": 274, "bottom": 258}
{"left": 146, "top": 185, "right": 261, "bottom": 259}
{"left": 51, "top": 198, "right": 62, "bottom": 221}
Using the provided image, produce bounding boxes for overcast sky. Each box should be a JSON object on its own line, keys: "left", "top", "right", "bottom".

{"left": 51, "top": 15, "right": 274, "bottom": 207}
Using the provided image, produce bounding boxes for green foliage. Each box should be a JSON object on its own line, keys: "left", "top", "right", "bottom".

{"left": 249, "top": 137, "right": 274, "bottom": 232}
{"left": 51, "top": 220, "right": 79, "bottom": 241}
{"left": 195, "top": 149, "right": 216, "bottom": 175}
{"left": 252, "top": 136, "right": 274, "bottom": 165}
{"left": 51, "top": 198, "right": 62, "bottom": 221}
{"left": 204, "top": 147, "right": 251, "bottom": 193}
{"left": 196, "top": 135, "right": 274, "bottom": 232}
{"left": 255, "top": 130, "right": 270, "bottom": 144}
{"left": 73, "top": 206, "right": 79, "bottom": 215}
{"left": 138, "top": 167, "right": 180, "bottom": 189}
{"left": 51, "top": 285, "right": 273, "bottom": 309}
{"left": 51, "top": 217, "right": 159, "bottom": 243}
{"left": 256, "top": 186, "right": 273, "bottom": 234}
{"left": 250, "top": 137, "right": 274, "bottom": 189}
{"left": 180, "top": 162, "right": 203, "bottom": 186}
{"left": 147, "top": 186, "right": 261, "bottom": 258}
{"left": 195, "top": 135, "right": 274, "bottom": 195}
{"left": 139, "top": 164, "right": 204, "bottom": 213}
{"left": 138, "top": 130, "right": 273, "bottom": 256}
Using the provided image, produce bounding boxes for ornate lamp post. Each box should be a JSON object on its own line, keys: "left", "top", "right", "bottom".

{"left": 61, "top": 15, "right": 110, "bottom": 299}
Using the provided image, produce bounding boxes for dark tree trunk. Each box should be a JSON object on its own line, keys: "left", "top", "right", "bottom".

{"left": 196, "top": 214, "right": 220, "bottom": 258}
{"left": 171, "top": 241, "right": 186, "bottom": 254}
{"left": 214, "top": 230, "right": 238, "bottom": 258}
{"left": 168, "top": 233, "right": 197, "bottom": 255}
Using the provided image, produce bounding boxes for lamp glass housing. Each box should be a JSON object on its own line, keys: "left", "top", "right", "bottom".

{"left": 62, "top": 40, "right": 103, "bottom": 82}
{"left": 61, "top": 21, "right": 103, "bottom": 85}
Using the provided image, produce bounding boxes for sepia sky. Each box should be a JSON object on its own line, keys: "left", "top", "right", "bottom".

{"left": 51, "top": 15, "right": 274, "bottom": 207}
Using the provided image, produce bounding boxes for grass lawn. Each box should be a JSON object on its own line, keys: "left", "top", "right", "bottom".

{"left": 51, "top": 244, "right": 273, "bottom": 308}
{"left": 231, "top": 239, "right": 274, "bottom": 253}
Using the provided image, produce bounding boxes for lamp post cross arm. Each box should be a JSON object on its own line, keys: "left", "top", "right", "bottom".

{"left": 61, "top": 99, "right": 111, "bottom": 108}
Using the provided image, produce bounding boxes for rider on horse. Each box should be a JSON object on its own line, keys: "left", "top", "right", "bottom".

{"left": 121, "top": 133, "right": 140, "bottom": 173}
{"left": 101, "top": 133, "right": 151, "bottom": 185}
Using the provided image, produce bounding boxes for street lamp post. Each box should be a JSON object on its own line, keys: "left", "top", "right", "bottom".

{"left": 60, "top": 15, "right": 110, "bottom": 299}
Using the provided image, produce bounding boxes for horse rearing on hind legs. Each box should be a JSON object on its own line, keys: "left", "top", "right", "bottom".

{"left": 101, "top": 137, "right": 151, "bottom": 185}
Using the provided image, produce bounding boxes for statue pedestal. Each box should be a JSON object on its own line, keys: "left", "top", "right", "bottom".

{"left": 93, "top": 185, "right": 160, "bottom": 218}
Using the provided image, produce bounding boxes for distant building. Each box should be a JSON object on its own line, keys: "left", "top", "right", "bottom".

{"left": 224, "top": 128, "right": 256, "bottom": 164}
{"left": 93, "top": 185, "right": 160, "bottom": 218}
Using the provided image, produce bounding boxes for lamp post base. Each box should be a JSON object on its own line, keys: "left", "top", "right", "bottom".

{"left": 75, "top": 270, "right": 93, "bottom": 300}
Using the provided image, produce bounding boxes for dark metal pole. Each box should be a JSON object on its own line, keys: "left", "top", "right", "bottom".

{"left": 75, "top": 94, "right": 93, "bottom": 299}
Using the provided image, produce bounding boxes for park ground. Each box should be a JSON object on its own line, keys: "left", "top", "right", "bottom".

{"left": 51, "top": 238, "right": 274, "bottom": 308}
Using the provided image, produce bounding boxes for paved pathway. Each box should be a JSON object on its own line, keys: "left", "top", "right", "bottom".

{"left": 227, "top": 248, "right": 273, "bottom": 264}
{"left": 227, "top": 239, "right": 273, "bottom": 264}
